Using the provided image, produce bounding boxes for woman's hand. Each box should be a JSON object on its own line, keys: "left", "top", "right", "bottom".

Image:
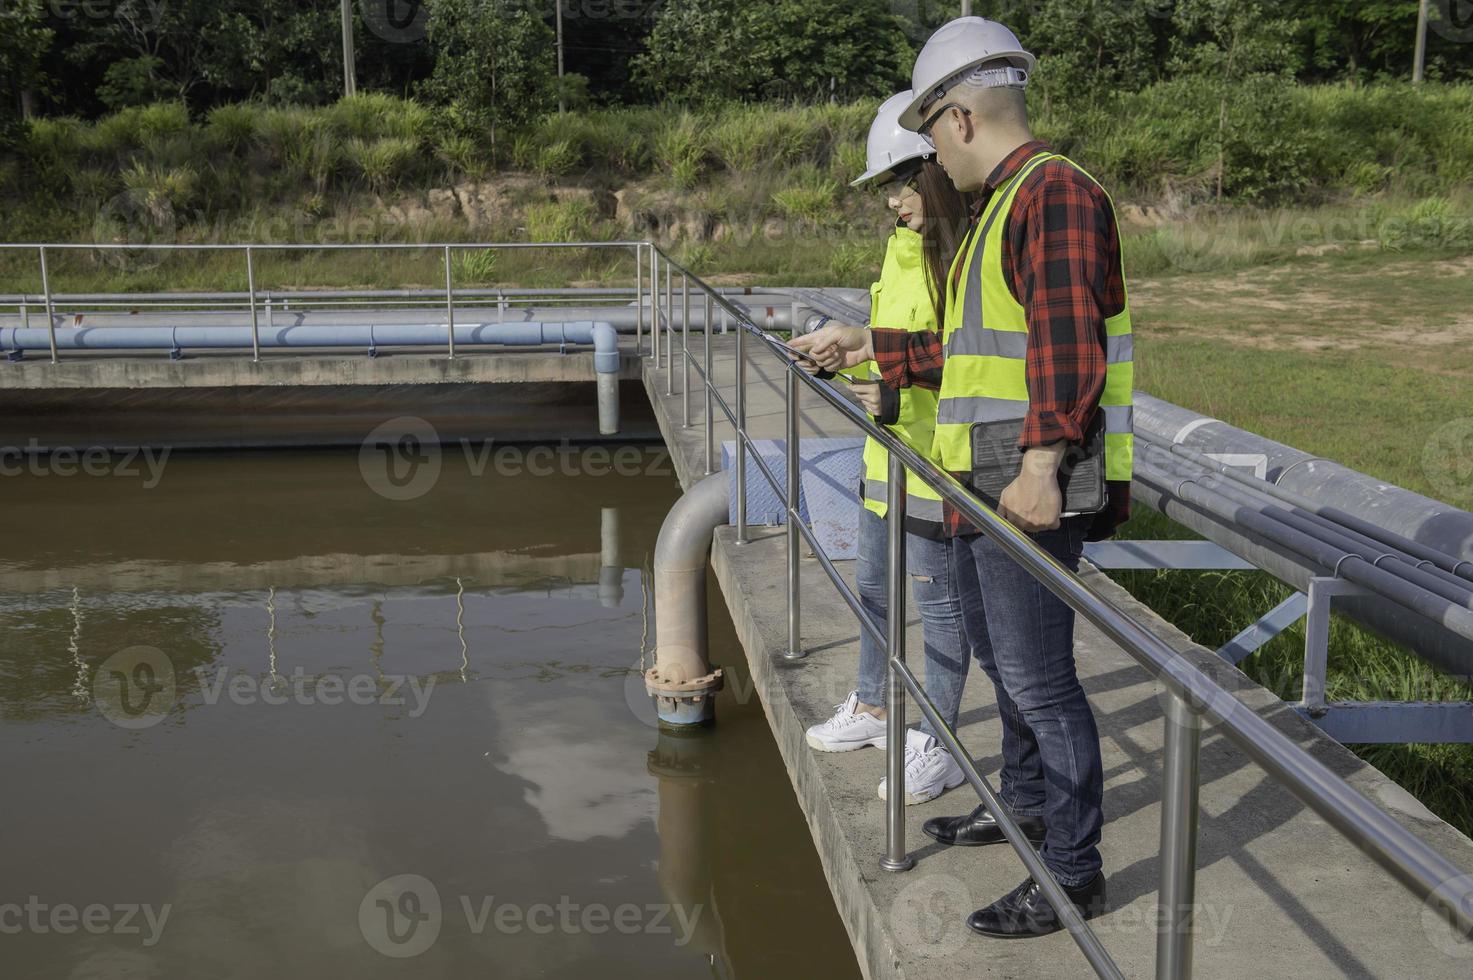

{"left": 851, "top": 381, "right": 882, "bottom": 415}
{"left": 788, "top": 323, "right": 873, "bottom": 372}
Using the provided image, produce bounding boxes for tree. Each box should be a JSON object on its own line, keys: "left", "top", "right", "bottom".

{"left": 632, "top": 0, "right": 915, "bottom": 103}
{"left": 420, "top": 0, "right": 558, "bottom": 156}
{"left": 0, "top": 0, "right": 53, "bottom": 152}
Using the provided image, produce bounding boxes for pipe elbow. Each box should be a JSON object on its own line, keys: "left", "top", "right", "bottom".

{"left": 590, "top": 320, "right": 619, "bottom": 374}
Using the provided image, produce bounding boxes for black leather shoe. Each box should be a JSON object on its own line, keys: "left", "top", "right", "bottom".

{"left": 966, "top": 872, "right": 1107, "bottom": 939}
{"left": 921, "top": 803, "right": 1047, "bottom": 847}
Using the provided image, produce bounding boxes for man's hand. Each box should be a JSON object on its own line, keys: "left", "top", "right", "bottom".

{"left": 997, "top": 442, "right": 1066, "bottom": 532}
{"left": 850, "top": 380, "right": 882, "bottom": 415}
{"left": 788, "top": 323, "right": 873, "bottom": 373}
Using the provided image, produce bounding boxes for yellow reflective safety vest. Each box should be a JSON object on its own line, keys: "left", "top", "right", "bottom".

{"left": 851, "top": 225, "right": 946, "bottom": 531}
{"left": 931, "top": 151, "right": 1134, "bottom": 485}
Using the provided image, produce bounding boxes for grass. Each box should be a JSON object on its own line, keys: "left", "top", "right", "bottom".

{"left": 1115, "top": 242, "right": 1473, "bottom": 838}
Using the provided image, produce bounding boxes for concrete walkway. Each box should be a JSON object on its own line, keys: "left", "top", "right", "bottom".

{"left": 643, "top": 334, "right": 1473, "bottom": 979}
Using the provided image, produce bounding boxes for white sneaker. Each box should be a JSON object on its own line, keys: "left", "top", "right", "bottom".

{"left": 806, "top": 691, "right": 888, "bottom": 752}
{"left": 877, "top": 729, "right": 965, "bottom": 805}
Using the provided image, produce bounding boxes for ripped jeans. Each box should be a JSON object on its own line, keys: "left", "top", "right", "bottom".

{"left": 853, "top": 506, "right": 970, "bottom": 738}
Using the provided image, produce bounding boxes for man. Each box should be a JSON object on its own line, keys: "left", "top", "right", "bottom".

{"left": 790, "top": 16, "right": 1134, "bottom": 939}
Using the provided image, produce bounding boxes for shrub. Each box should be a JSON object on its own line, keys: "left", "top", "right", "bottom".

{"left": 524, "top": 198, "right": 598, "bottom": 241}
{"left": 771, "top": 166, "right": 838, "bottom": 224}
{"left": 344, "top": 137, "right": 418, "bottom": 194}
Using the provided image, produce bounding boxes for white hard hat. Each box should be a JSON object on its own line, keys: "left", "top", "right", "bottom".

{"left": 898, "top": 17, "right": 1035, "bottom": 132}
{"left": 850, "top": 90, "right": 934, "bottom": 188}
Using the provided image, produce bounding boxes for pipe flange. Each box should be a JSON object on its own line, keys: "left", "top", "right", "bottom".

{"left": 644, "top": 666, "right": 724, "bottom": 698}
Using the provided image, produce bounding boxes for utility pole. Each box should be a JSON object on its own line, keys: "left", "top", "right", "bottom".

{"left": 1413, "top": 0, "right": 1429, "bottom": 84}
{"left": 556, "top": 0, "right": 566, "bottom": 113}
{"left": 341, "top": 0, "right": 357, "bottom": 97}
{"left": 961, "top": 0, "right": 972, "bottom": 16}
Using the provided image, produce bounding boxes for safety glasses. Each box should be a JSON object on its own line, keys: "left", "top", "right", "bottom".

{"left": 917, "top": 101, "right": 970, "bottom": 147}
{"left": 877, "top": 169, "right": 920, "bottom": 200}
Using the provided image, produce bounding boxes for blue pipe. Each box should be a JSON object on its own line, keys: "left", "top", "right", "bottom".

{"left": 4, "top": 320, "right": 623, "bottom": 434}
{"left": 1, "top": 320, "right": 619, "bottom": 370}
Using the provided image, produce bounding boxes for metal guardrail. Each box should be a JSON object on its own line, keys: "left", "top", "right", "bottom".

{"left": 637, "top": 243, "right": 1473, "bottom": 978}
{"left": 0, "top": 241, "right": 647, "bottom": 364}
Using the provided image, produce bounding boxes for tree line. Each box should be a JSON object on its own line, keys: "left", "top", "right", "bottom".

{"left": 2, "top": 0, "right": 1471, "bottom": 154}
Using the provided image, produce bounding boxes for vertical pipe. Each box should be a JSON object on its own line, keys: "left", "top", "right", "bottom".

{"left": 443, "top": 245, "right": 456, "bottom": 359}
{"left": 651, "top": 250, "right": 660, "bottom": 368}
{"left": 246, "top": 247, "right": 260, "bottom": 363}
{"left": 881, "top": 453, "right": 914, "bottom": 871}
{"left": 555, "top": 0, "right": 566, "bottom": 113}
{"left": 735, "top": 322, "right": 747, "bottom": 544}
{"left": 1302, "top": 578, "right": 1331, "bottom": 712}
{"left": 784, "top": 366, "right": 804, "bottom": 660}
{"left": 1413, "top": 0, "right": 1430, "bottom": 84}
{"left": 681, "top": 274, "right": 690, "bottom": 426}
{"left": 703, "top": 293, "right": 714, "bottom": 475}
{"left": 340, "top": 0, "right": 356, "bottom": 97}
{"left": 635, "top": 245, "right": 645, "bottom": 356}
{"left": 664, "top": 258, "right": 673, "bottom": 395}
{"left": 39, "top": 246, "right": 57, "bottom": 364}
{"left": 1156, "top": 692, "right": 1202, "bottom": 979}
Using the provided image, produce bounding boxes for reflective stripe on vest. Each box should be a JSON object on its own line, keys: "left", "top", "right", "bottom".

{"left": 858, "top": 226, "right": 945, "bottom": 524}
{"left": 932, "top": 152, "right": 1134, "bottom": 482}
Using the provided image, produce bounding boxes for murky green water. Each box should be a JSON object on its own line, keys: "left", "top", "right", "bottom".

{"left": 0, "top": 443, "right": 861, "bottom": 978}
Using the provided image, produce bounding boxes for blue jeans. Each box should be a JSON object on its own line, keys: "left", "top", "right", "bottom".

{"left": 854, "top": 507, "right": 970, "bottom": 738}
{"left": 952, "top": 516, "right": 1104, "bottom": 887}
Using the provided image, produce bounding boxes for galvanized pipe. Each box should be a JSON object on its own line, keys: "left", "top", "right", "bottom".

{"left": 442, "top": 245, "right": 456, "bottom": 359}
{"left": 246, "top": 246, "right": 260, "bottom": 363}
{"left": 1156, "top": 692, "right": 1203, "bottom": 979}
{"left": 734, "top": 315, "right": 747, "bottom": 544}
{"left": 1138, "top": 429, "right": 1473, "bottom": 584}
{"left": 881, "top": 452, "right": 914, "bottom": 872}
{"left": 681, "top": 273, "right": 691, "bottom": 427}
{"left": 39, "top": 246, "right": 56, "bottom": 364}
{"left": 704, "top": 294, "right": 714, "bottom": 475}
{"left": 635, "top": 244, "right": 645, "bottom": 356}
{"left": 784, "top": 366, "right": 803, "bottom": 660}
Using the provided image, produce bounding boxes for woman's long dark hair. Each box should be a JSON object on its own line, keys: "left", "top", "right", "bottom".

{"left": 910, "top": 158, "right": 975, "bottom": 327}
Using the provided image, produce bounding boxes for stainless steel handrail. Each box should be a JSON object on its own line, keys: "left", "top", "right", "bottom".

{"left": 643, "top": 242, "right": 1473, "bottom": 979}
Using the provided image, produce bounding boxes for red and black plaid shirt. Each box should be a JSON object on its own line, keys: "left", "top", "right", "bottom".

{"left": 872, "top": 140, "right": 1131, "bottom": 541}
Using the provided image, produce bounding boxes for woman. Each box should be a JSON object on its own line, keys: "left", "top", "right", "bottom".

{"left": 801, "top": 91, "right": 977, "bottom": 805}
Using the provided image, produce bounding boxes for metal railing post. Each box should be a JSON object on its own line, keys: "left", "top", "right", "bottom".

{"left": 881, "top": 453, "right": 914, "bottom": 871}
{"left": 651, "top": 249, "right": 660, "bottom": 369}
{"left": 664, "top": 257, "right": 673, "bottom": 395}
{"left": 39, "top": 246, "right": 57, "bottom": 364}
{"left": 635, "top": 244, "right": 645, "bottom": 357}
{"left": 735, "top": 321, "right": 747, "bottom": 544}
{"left": 443, "top": 245, "right": 456, "bottom": 359}
{"left": 246, "top": 247, "right": 261, "bottom": 362}
{"left": 1156, "top": 691, "right": 1203, "bottom": 979}
{"left": 784, "top": 365, "right": 804, "bottom": 659}
{"left": 681, "top": 273, "right": 690, "bottom": 426}
{"left": 703, "top": 293, "right": 714, "bottom": 475}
